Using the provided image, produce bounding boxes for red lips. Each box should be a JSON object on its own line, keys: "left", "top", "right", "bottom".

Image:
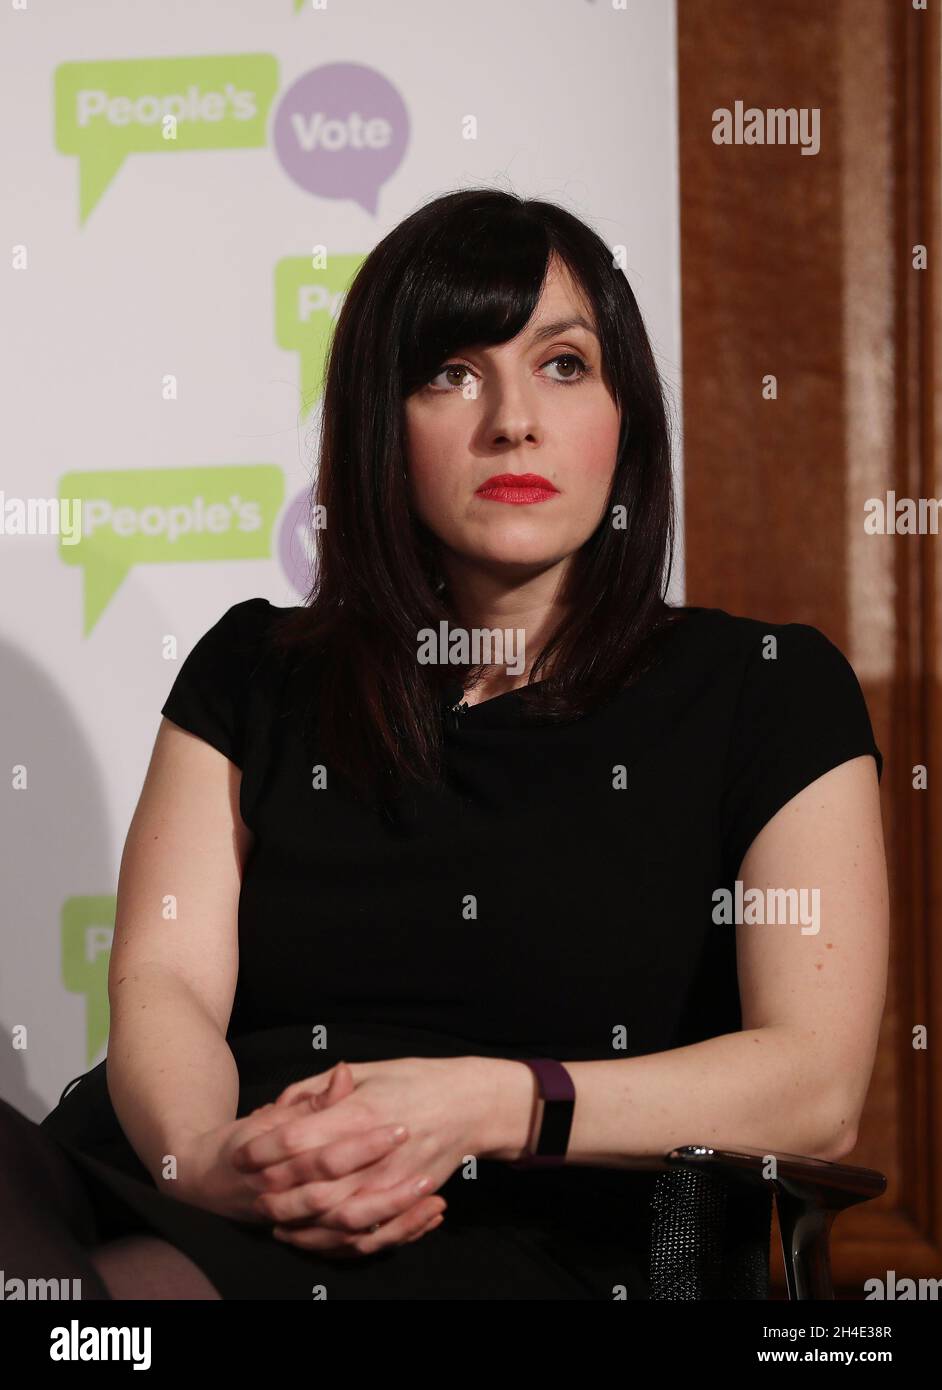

{"left": 477, "top": 473, "right": 558, "bottom": 492}
{"left": 475, "top": 473, "right": 560, "bottom": 506}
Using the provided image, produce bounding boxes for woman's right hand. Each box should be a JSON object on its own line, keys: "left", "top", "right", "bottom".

{"left": 163, "top": 1076, "right": 447, "bottom": 1257}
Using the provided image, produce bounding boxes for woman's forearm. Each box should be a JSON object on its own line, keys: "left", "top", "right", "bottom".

{"left": 106, "top": 962, "right": 239, "bottom": 1187}
{"left": 479, "top": 1027, "right": 855, "bottom": 1168}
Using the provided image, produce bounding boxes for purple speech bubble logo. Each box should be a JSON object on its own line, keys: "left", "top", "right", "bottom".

{"left": 278, "top": 486, "right": 320, "bottom": 597}
{"left": 272, "top": 63, "right": 409, "bottom": 215}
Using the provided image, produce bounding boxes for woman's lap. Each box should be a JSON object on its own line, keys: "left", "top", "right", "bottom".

{"left": 4, "top": 1094, "right": 640, "bottom": 1299}
{"left": 70, "top": 1160, "right": 607, "bottom": 1299}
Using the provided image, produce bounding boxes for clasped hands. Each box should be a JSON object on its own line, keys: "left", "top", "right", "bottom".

{"left": 176, "top": 1054, "right": 516, "bottom": 1260}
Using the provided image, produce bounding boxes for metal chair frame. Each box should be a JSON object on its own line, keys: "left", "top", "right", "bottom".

{"left": 646, "top": 1144, "right": 886, "bottom": 1300}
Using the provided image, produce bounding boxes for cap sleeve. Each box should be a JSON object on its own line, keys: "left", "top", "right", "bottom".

{"left": 160, "top": 597, "right": 273, "bottom": 768}
{"left": 721, "top": 621, "right": 884, "bottom": 880}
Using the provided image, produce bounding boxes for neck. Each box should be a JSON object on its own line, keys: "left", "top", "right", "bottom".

{"left": 441, "top": 556, "right": 570, "bottom": 693}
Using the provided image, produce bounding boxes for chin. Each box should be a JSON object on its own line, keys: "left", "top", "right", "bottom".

{"left": 470, "top": 544, "right": 568, "bottom": 575}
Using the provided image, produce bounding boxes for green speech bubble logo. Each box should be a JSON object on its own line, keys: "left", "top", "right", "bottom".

{"left": 58, "top": 465, "right": 285, "bottom": 634}
{"left": 62, "top": 896, "right": 115, "bottom": 1067}
{"left": 55, "top": 54, "right": 279, "bottom": 224}
{"left": 275, "top": 254, "right": 364, "bottom": 417}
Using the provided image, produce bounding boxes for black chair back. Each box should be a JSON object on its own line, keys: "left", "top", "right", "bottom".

{"left": 648, "top": 1166, "right": 773, "bottom": 1299}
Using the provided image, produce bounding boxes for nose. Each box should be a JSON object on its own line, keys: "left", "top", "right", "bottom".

{"left": 482, "top": 373, "right": 543, "bottom": 450}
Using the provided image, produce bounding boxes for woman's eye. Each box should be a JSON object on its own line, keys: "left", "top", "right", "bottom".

{"left": 428, "top": 363, "right": 476, "bottom": 391}
{"left": 427, "top": 353, "right": 591, "bottom": 392}
{"left": 542, "top": 353, "right": 590, "bottom": 384}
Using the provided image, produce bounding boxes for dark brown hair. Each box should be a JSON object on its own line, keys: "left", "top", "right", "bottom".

{"left": 269, "top": 187, "right": 681, "bottom": 805}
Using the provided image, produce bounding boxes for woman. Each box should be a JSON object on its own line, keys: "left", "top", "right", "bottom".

{"left": 3, "top": 188, "right": 887, "bottom": 1300}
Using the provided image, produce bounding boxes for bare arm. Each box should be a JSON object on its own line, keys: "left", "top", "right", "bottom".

{"left": 105, "top": 716, "right": 251, "bottom": 1186}
{"left": 483, "top": 754, "right": 889, "bottom": 1166}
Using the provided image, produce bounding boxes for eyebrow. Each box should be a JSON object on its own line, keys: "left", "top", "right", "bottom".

{"left": 526, "top": 315, "right": 599, "bottom": 343}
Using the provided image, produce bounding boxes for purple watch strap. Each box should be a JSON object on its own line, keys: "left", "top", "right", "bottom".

{"left": 509, "top": 1058, "right": 575, "bottom": 1169}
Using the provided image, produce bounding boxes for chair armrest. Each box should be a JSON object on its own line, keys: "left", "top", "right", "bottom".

{"left": 658, "top": 1144, "right": 886, "bottom": 1300}
{"left": 662, "top": 1143, "right": 886, "bottom": 1209}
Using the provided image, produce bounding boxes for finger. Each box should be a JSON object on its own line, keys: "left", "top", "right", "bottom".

{"left": 332, "top": 1200, "right": 446, "bottom": 1259}
{"left": 272, "top": 1194, "right": 446, "bottom": 1256}
{"left": 232, "top": 1099, "right": 373, "bottom": 1174}
{"left": 260, "top": 1165, "right": 438, "bottom": 1229}
{"left": 273, "top": 1077, "right": 332, "bottom": 1109}
{"left": 314, "top": 1064, "right": 355, "bottom": 1112}
{"left": 244, "top": 1122, "right": 410, "bottom": 1203}
{"left": 241, "top": 1097, "right": 325, "bottom": 1146}
{"left": 327, "top": 1199, "right": 448, "bottom": 1258}
{"left": 275, "top": 1061, "right": 354, "bottom": 1109}
{"left": 252, "top": 1097, "right": 316, "bottom": 1120}
{"left": 403, "top": 1211, "right": 445, "bottom": 1244}
{"left": 316, "top": 1178, "right": 444, "bottom": 1235}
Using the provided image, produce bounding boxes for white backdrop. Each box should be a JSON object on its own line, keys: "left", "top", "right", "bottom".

{"left": 0, "top": 0, "right": 683, "bottom": 1119}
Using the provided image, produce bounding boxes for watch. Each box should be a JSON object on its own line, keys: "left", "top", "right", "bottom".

{"left": 508, "top": 1058, "right": 576, "bottom": 1169}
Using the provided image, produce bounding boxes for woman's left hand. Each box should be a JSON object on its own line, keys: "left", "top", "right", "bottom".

{"left": 230, "top": 1055, "right": 527, "bottom": 1248}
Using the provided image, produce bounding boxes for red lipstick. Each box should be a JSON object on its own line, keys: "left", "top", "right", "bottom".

{"left": 476, "top": 473, "right": 560, "bottom": 505}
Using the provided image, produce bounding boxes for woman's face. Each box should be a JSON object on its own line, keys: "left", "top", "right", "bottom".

{"left": 403, "top": 258, "right": 621, "bottom": 584}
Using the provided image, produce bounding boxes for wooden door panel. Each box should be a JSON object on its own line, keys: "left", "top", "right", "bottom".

{"left": 677, "top": 0, "right": 941, "bottom": 1297}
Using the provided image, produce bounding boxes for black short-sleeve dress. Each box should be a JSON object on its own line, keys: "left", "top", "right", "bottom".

{"left": 39, "top": 598, "right": 884, "bottom": 1300}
